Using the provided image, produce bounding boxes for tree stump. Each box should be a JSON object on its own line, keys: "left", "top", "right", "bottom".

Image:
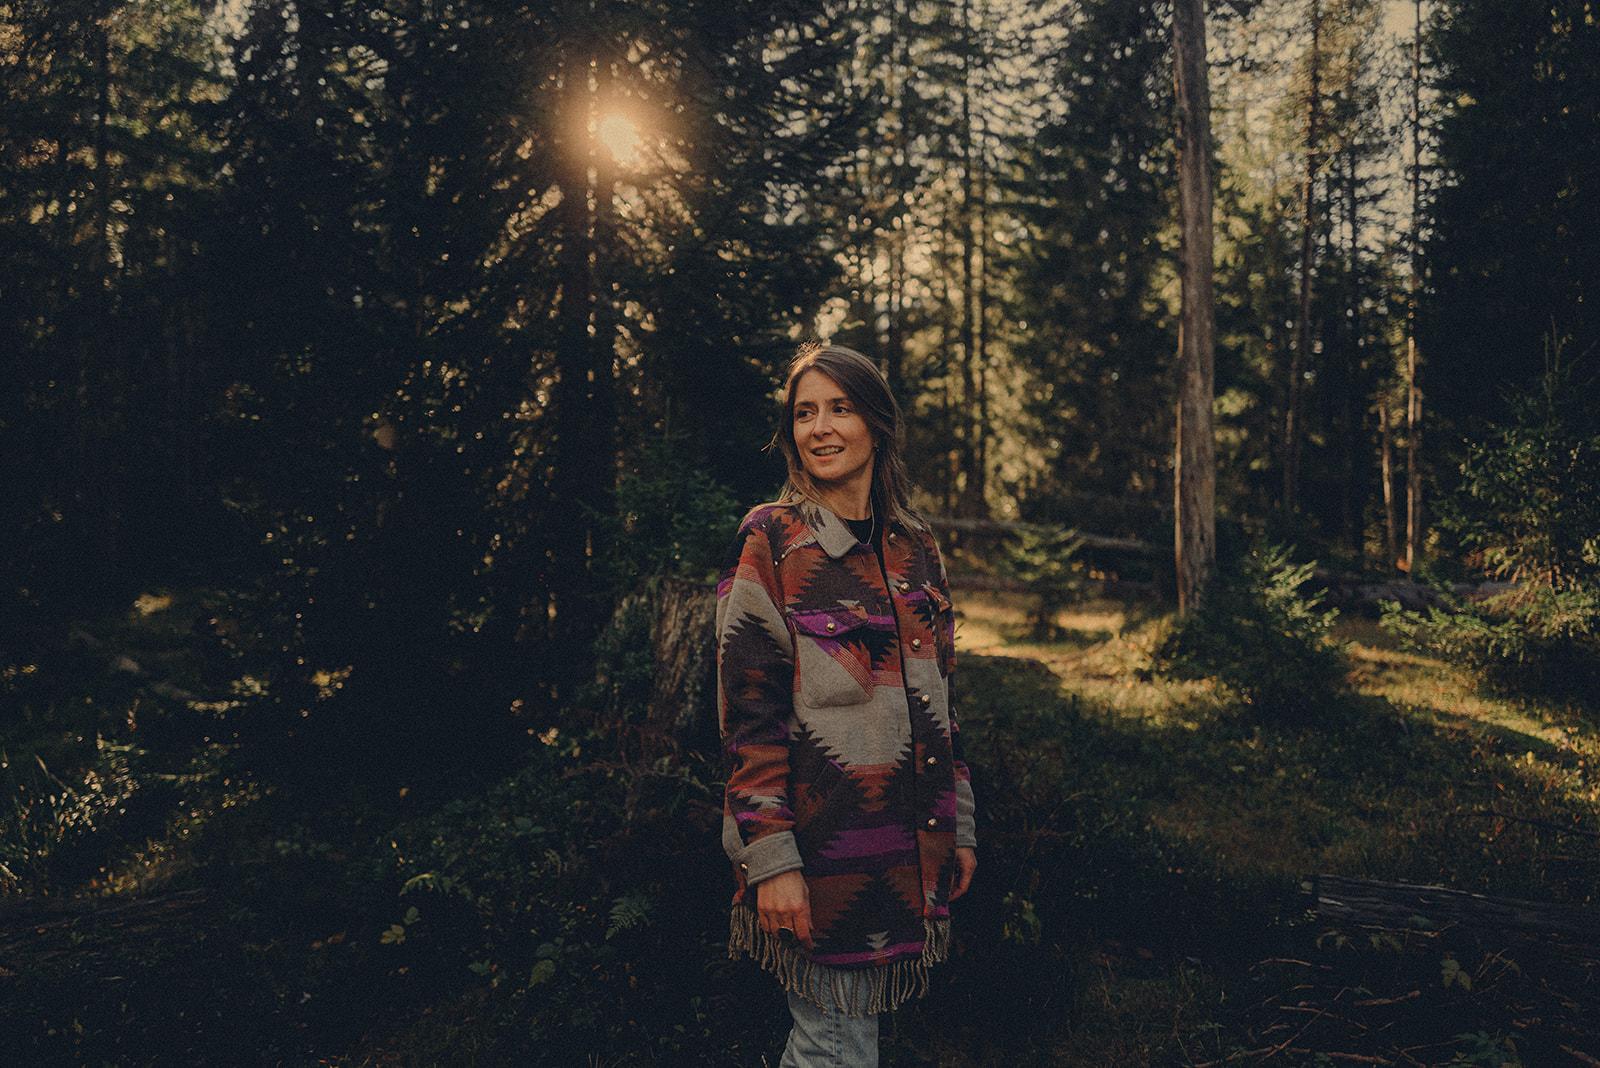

{"left": 647, "top": 576, "right": 719, "bottom": 754}
{"left": 594, "top": 576, "right": 719, "bottom": 760}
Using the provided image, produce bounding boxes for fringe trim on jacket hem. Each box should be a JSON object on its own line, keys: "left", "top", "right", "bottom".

{"left": 727, "top": 904, "right": 951, "bottom": 1017}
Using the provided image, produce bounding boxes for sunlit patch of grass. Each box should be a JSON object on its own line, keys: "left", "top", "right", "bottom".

{"left": 133, "top": 592, "right": 174, "bottom": 617}
{"left": 958, "top": 588, "right": 1600, "bottom": 904}
{"left": 958, "top": 592, "right": 1222, "bottom": 723}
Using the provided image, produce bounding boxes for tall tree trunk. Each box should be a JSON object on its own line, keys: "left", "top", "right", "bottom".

{"left": 1342, "top": 141, "right": 1362, "bottom": 555}
{"left": 1285, "top": 0, "right": 1322, "bottom": 513}
{"left": 1379, "top": 397, "right": 1399, "bottom": 569}
{"left": 957, "top": 0, "right": 981, "bottom": 517}
{"left": 1405, "top": 0, "right": 1424, "bottom": 574}
{"left": 83, "top": 0, "right": 119, "bottom": 581}
{"left": 973, "top": 1, "right": 992, "bottom": 518}
{"left": 1172, "top": 0, "right": 1217, "bottom": 615}
{"left": 885, "top": 0, "right": 908, "bottom": 399}
{"left": 937, "top": 203, "right": 957, "bottom": 518}
{"left": 548, "top": 42, "right": 616, "bottom": 697}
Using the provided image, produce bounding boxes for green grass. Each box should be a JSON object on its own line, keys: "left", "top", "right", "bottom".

{"left": 904, "top": 590, "right": 1600, "bottom": 1065}
{"left": 958, "top": 590, "right": 1600, "bottom": 902}
{"left": 4, "top": 584, "right": 1599, "bottom": 1064}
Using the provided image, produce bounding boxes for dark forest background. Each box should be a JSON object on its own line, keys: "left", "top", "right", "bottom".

{"left": 3, "top": 0, "right": 1599, "bottom": 1064}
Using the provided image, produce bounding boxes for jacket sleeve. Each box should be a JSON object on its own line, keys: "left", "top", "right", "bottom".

{"left": 930, "top": 533, "right": 977, "bottom": 851}
{"left": 716, "top": 513, "right": 804, "bottom": 886}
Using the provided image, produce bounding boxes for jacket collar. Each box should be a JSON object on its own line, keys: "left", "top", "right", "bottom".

{"left": 797, "top": 499, "right": 904, "bottom": 560}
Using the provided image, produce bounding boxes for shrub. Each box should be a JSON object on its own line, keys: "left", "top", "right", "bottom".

{"left": 369, "top": 731, "right": 767, "bottom": 1064}
{"left": 1000, "top": 524, "right": 1087, "bottom": 640}
{"left": 0, "top": 739, "right": 149, "bottom": 896}
{"left": 1382, "top": 584, "right": 1600, "bottom": 696}
{"left": 1156, "top": 542, "right": 1349, "bottom": 721}
{"left": 598, "top": 433, "right": 743, "bottom": 596}
{"left": 1382, "top": 345, "right": 1600, "bottom": 695}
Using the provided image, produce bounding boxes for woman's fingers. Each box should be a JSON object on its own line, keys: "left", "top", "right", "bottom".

{"left": 759, "top": 903, "right": 813, "bottom": 945}
{"left": 756, "top": 902, "right": 813, "bottom": 949}
{"left": 790, "top": 904, "right": 815, "bottom": 950}
{"left": 755, "top": 871, "right": 814, "bottom": 947}
{"left": 950, "top": 848, "right": 977, "bottom": 901}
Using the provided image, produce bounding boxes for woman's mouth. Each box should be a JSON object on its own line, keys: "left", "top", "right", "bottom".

{"left": 812, "top": 446, "right": 844, "bottom": 457}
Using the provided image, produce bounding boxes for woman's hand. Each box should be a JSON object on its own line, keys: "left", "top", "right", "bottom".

{"left": 950, "top": 847, "right": 977, "bottom": 901}
{"left": 755, "top": 870, "right": 814, "bottom": 950}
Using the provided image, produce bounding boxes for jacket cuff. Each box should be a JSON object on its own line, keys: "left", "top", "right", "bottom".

{"left": 738, "top": 830, "right": 805, "bottom": 886}
{"left": 954, "top": 778, "right": 977, "bottom": 850}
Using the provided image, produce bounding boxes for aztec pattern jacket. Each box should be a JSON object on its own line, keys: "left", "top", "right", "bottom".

{"left": 716, "top": 498, "right": 976, "bottom": 1014}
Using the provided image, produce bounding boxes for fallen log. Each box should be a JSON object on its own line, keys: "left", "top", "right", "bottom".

{"left": 1313, "top": 874, "right": 1600, "bottom": 946}
{"left": 929, "top": 516, "right": 1162, "bottom": 557}
{"left": 927, "top": 516, "right": 1513, "bottom": 612}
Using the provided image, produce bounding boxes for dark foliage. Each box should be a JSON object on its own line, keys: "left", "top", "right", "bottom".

{"left": 1383, "top": 349, "right": 1600, "bottom": 698}
{"left": 1424, "top": 0, "right": 1600, "bottom": 433}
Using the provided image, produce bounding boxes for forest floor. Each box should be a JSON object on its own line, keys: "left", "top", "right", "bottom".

{"left": 2, "top": 586, "right": 1599, "bottom": 1065}
{"left": 905, "top": 590, "right": 1600, "bottom": 1067}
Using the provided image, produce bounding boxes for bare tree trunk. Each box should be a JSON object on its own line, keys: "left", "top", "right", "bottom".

{"left": 937, "top": 203, "right": 956, "bottom": 518}
{"left": 1172, "top": 0, "right": 1217, "bottom": 615}
{"left": 82, "top": 1, "right": 120, "bottom": 579}
{"left": 548, "top": 40, "right": 616, "bottom": 696}
{"left": 1285, "top": 0, "right": 1322, "bottom": 514}
{"left": 1342, "top": 142, "right": 1362, "bottom": 556}
{"left": 1405, "top": 0, "right": 1424, "bottom": 574}
{"left": 1379, "top": 398, "right": 1399, "bottom": 570}
{"left": 957, "top": 0, "right": 981, "bottom": 518}
{"left": 973, "top": 1, "right": 992, "bottom": 518}
{"left": 885, "top": 0, "right": 908, "bottom": 399}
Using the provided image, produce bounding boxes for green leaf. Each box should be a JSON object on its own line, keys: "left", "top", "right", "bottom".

{"left": 529, "top": 959, "right": 556, "bottom": 987}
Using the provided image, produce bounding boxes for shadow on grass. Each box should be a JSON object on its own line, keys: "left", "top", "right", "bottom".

{"left": 884, "top": 653, "right": 1600, "bottom": 1065}
{"left": 4, "top": 634, "right": 1599, "bottom": 1065}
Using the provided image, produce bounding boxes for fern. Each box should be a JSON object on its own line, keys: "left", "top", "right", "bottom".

{"left": 605, "top": 892, "right": 654, "bottom": 940}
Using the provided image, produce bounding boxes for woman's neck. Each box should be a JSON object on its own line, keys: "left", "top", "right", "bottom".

{"left": 814, "top": 477, "right": 872, "bottom": 521}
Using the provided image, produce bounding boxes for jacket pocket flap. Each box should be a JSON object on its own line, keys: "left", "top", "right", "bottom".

{"left": 789, "top": 605, "right": 871, "bottom": 638}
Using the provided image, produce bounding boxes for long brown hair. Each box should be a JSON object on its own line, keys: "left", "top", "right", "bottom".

{"left": 767, "top": 342, "right": 928, "bottom": 532}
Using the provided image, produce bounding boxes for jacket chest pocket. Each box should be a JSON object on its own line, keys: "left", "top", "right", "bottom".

{"left": 789, "top": 605, "right": 879, "bottom": 708}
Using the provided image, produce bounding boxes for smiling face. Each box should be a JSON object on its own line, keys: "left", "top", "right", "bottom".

{"left": 791, "top": 369, "right": 876, "bottom": 505}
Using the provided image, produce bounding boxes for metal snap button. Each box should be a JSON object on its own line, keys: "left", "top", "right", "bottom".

{"left": 926, "top": 755, "right": 937, "bottom": 766}
{"left": 825, "top": 620, "right": 836, "bottom": 632}
{"left": 911, "top": 638, "right": 922, "bottom": 650}
{"left": 926, "top": 817, "right": 937, "bottom": 828}
{"left": 920, "top": 693, "right": 932, "bottom": 706}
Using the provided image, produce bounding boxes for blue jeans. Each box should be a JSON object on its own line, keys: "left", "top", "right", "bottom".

{"left": 779, "top": 988, "right": 880, "bottom": 1067}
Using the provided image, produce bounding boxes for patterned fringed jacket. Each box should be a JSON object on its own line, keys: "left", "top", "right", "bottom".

{"left": 715, "top": 499, "right": 977, "bottom": 1015}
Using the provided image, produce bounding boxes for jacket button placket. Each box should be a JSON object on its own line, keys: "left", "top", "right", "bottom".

{"left": 884, "top": 541, "right": 937, "bottom": 917}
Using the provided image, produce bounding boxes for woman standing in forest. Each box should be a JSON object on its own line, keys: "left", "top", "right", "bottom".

{"left": 714, "top": 343, "right": 978, "bottom": 1066}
